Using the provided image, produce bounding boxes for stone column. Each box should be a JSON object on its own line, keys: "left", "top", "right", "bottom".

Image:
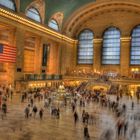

{"left": 47, "top": 41, "right": 59, "bottom": 74}
{"left": 93, "top": 39, "right": 102, "bottom": 72}
{"left": 120, "top": 37, "right": 131, "bottom": 76}
{"left": 34, "top": 37, "right": 42, "bottom": 73}
{"left": 57, "top": 45, "right": 62, "bottom": 74}
{"left": 15, "top": 27, "right": 25, "bottom": 80}
{"left": 55, "top": 44, "right": 60, "bottom": 75}
{"left": 60, "top": 41, "right": 76, "bottom": 75}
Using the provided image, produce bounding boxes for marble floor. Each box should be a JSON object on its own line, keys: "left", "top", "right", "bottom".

{"left": 0, "top": 95, "right": 140, "bottom": 140}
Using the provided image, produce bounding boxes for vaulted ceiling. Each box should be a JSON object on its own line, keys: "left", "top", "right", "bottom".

{"left": 20, "top": 0, "right": 96, "bottom": 23}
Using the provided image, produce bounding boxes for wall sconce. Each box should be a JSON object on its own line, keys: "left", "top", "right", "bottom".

{"left": 131, "top": 68, "right": 139, "bottom": 73}
{"left": 131, "top": 68, "right": 134, "bottom": 72}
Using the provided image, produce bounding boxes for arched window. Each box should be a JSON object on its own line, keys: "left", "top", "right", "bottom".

{"left": 48, "top": 19, "right": 59, "bottom": 31}
{"left": 102, "top": 27, "right": 121, "bottom": 64}
{"left": 131, "top": 25, "right": 140, "bottom": 65}
{"left": 77, "top": 29, "right": 94, "bottom": 64}
{"left": 0, "top": 0, "right": 16, "bottom": 11}
{"left": 26, "top": 8, "right": 41, "bottom": 23}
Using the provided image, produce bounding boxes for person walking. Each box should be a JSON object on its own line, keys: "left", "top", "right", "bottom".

{"left": 82, "top": 110, "right": 86, "bottom": 124}
{"left": 56, "top": 107, "right": 60, "bottom": 119}
{"left": 39, "top": 108, "right": 44, "bottom": 120}
{"left": 74, "top": 111, "right": 78, "bottom": 125}
{"left": 131, "top": 101, "right": 134, "bottom": 110}
{"left": 130, "top": 124, "right": 137, "bottom": 140}
{"left": 72, "top": 102, "right": 76, "bottom": 112}
{"left": 84, "top": 124, "right": 90, "bottom": 139}
{"left": 124, "top": 120, "right": 128, "bottom": 137}
{"left": 32, "top": 105, "right": 38, "bottom": 118}
{"left": 21, "top": 93, "right": 25, "bottom": 103}
{"left": 1, "top": 102, "right": 7, "bottom": 119}
{"left": 30, "top": 98, "right": 34, "bottom": 107}
{"left": 24, "top": 105, "right": 30, "bottom": 119}
{"left": 90, "top": 114, "right": 94, "bottom": 125}
{"left": 10, "top": 90, "right": 13, "bottom": 100}
{"left": 116, "top": 118, "right": 123, "bottom": 138}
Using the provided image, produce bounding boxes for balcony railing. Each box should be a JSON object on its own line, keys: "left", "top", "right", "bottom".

{"left": 24, "top": 74, "right": 62, "bottom": 81}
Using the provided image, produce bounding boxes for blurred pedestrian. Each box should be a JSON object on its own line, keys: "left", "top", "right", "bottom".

{"left": 39, "top": 108, "right": 44, "bottom": 120}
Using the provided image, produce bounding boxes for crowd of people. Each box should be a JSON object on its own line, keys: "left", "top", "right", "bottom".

{"left": 0, "top": 82, "right": 140, "bottom": 140}
{"left": 22, "top": 82, "right": 140, "bottom": 140}
{"left": 0, "top": 85, "right": 14, "bottom": 119}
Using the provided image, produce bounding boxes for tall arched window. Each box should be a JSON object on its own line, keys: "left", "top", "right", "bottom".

{"left": 77, "top": 29, "right": 94, "bottom": 64}
{"left": 0, "top": 0, "right": 16, "bottom": 11}
{"left": 102, "top": 27, "right": 121, "bottom": 64}
{"left": 131, "top": 25, "right": 140, "bottom": 65}
{"left": 26, "top": 8, "right": 41, "bottom": 23}
{"left": 48, "top": 19, "right": 59, "bottom": 31}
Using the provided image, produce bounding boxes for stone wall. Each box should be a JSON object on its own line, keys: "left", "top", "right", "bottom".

{"left": 64, "top": 0, "right": 140, "bottom": 77}
{"left": 0, "top": 11, "right": 75, "bottom": 84}
{"left": 1, "top": 0, "right": 140, "bottom": 85}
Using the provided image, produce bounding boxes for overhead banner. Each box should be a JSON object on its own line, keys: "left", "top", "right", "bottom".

{"left": 42, "top": 44, "right": 48, "bottom": 66}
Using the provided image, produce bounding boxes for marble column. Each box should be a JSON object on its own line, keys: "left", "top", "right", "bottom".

{"left": 47, "top": 41, "right": 59, "bottom": 74}
{"left": 15, "top": 27, "right": 25, "bottom": 80}
{"left": 34, "top": 37, "right": 42, "bottom": 73}
{"left": 60, "top": 41, "right": 76, "bottom": 75}
{"left": 93, "top": 39, "right": 102, "bottom": 72}
{"left": 57, "top": 45, "right": 62, "bottom": 75}
{"left": 120, "top": 37, "right": 131, "bottom": 76}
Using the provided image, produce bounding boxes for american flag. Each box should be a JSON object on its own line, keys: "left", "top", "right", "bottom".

{"left": 0, "top": 44, "right": 16, "bottom": 63}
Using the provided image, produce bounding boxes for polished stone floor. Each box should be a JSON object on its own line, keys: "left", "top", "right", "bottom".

{"left": 0, "top": 95, "right": 140, "bottom": 140}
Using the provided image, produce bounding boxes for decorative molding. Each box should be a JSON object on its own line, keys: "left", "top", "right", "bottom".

{"left": 50, "top": 12, "right": 64, "bottom": 30}
{"left": 94, "top": 38, "right": 103, "bottom": 43}
{"left": 63, "top": 0, "right": 140, "bottom": 37}
{"left": 15, "top": 0, "right": 20, "bottom": 12}
{"left": 121, "top": 37, "right": 131, "bottom": 42}
{"left": 0, "top": 8, "right": 76, "bottom": 44}
{"left": 25, "top": 0, "right": 45, "bottom": 23}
